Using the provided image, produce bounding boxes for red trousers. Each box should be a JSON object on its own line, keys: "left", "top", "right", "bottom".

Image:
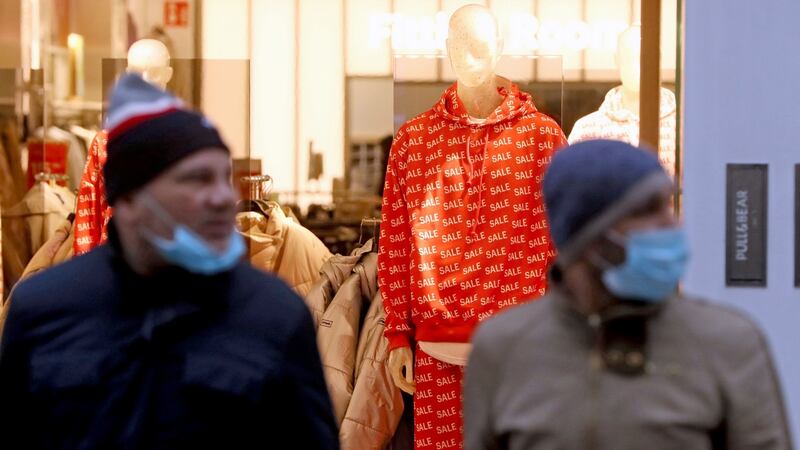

{"left": 413, "top": 347, "right": 464, "bottom": 450}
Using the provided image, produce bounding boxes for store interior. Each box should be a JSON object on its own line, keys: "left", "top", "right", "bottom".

{"left": 0, "top": 0, "right": 683, "bottom": 446}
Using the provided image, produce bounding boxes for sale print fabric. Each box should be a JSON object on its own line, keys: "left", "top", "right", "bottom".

{"left": 378, "top": 81, "right": 567, "bottom": 353}
{"left": 74, "top": 131, "right": 112, "bottom": 256}
{"left": 413, "top": 347, "right": 464, "bottom": 450}
{"left": 568, "top": 87, "right": 677, "bottom": 176}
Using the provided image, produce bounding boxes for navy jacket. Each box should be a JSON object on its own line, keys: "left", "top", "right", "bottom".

{"left": 0, "top": 233, "right": 339, "bottom": 450}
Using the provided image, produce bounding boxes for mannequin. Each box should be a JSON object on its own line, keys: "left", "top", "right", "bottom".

{"left": 387, "top": 4, "right": 508, "bottom": 397}
{"left": 617, "top": 25, "right": 641, "bottom": 117}
{"left": 73, "top": 39, "right": 173, "bottom": 256}
{"left": 125, "top": 39, "right": 173, "bottom": 90}
{"left": 568, "top": 25, "right": 677, "bottom": 175}
{"left": 445, "top": 5, "right": 507, "bottom": 120}
{"left": 378, "top": 5, "right": 567, "bottom": 449}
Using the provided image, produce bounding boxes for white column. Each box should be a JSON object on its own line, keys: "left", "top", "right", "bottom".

{"left": 683, "top": 0, "right": 800, "bottom": 438}
{"left": 201, "top": 0, "right": 249, "bottom": 158}
{"left": 250, "top": 0, "right": 298, "bottom": 193}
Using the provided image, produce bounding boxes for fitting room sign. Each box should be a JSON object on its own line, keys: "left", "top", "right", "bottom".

{"left": 164, "top": 2, "right": 190, "bottom": 27}
{"left": 726, "top": 164, "right": 768, "bottom": 287}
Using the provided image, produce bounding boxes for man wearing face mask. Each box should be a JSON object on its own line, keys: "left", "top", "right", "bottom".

{"left": 464, "top": 140, "right": 792, "bottom": 450}
{"left": 0, "top": 74, "right": 339, "bottom": 450}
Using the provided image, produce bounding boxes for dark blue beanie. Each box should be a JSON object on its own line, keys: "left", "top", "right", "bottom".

{"left": 103, "top": 73, "right": 229, "bottom": 205}
{"left": 543, "top": 139, "right": 672, "bottom": 266}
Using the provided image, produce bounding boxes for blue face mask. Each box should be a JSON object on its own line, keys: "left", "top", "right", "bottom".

{"left": 598, "top": 227, "right": 690, "bottom": 303}
{"left": 141, "top": 196, "right": 245, "bottom": 275}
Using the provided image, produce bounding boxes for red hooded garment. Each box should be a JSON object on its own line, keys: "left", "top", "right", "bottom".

{"left": 378, "top": 82, "right": 567, "bottom": 351}
{"left": 73, "top": 131, "right": 112, "bottom": 255}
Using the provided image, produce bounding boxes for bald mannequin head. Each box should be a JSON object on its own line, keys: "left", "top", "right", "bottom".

{"left": 446, "top": 4, "right": 503, "bottom": 88}
{"left": 127, "top": 39, "right": 173, "bottom": 90}
{"left": 616, "top": 25, "right": 641, "bottom": 94}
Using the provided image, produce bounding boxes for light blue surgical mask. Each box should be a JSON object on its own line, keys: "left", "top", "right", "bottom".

{"left": 596, "top": 227, "right": 689, "bottom": 303}
{"left": 140, "top": 195, "right": 245, "bottom": 275}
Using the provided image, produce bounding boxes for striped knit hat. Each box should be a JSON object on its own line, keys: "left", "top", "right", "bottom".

{"left": 103, "top": 73, "right": 229, "bottom": 205}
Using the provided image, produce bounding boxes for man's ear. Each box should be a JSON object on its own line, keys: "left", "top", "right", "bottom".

{"left": 594, "top": 233, "right": 626, "bottom": 267}
{"left": 111, "top": 192, "right": 137, "bottom": 222}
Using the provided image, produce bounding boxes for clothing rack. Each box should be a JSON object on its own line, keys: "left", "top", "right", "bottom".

{"left": 359, "top": 218, "right": 381, "bottom": 252}
{"left": 34, "top": 172, "right": 69, "bottom": 188}
{"left": 240, "top": 174, "right": 273, "bottom": 201}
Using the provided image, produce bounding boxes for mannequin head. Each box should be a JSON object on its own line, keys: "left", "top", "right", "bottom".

{"left": 127, "top": 39, "right": 173, "bottom": 90}
{"left": 616, "top": 25, "right": 641, "bottom": 94}
{"left": 446, "top": 5, "right": 503, "bottom": 88}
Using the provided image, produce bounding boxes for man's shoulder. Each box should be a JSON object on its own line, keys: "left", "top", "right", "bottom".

{"left": 229, "top": 263, "right": 310, "bottom": 319}
{"left": 474, "top": 295, "right": 554, "bottom": 346}
{"left": 665, "top": 296, "right": 767, "bottom": 352}
{"left": 11, "top": 246, "right": 116, "bottom": 310}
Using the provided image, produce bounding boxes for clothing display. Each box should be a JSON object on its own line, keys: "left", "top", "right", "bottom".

{"left": 74, "top": 130, "right": 112, "bottom": 255}
{"left": 1, "top": 182, "right": 75, "bottom": 298}
{"left": 380, "top": 81, "right": 566, "bottom": 351}
{"left": 0, "top": 118, "right": 26, "bottom": 214}
{"left": 465, "top": 288, "right": 793, "bottom": 450}
{"left": 379, "top": 81, "right": 566, "bottom": 448}
{"left": 33, "top": 126, "right": 87, "bottom": 191}
{"left": 236, "top": 202, "right": 332, "bottom": 297}
{"left": 306, "top": 243, "right": 373, "bottom": 327}
{"left": 307, "top": 239, "right": 407, "bottom": 450}
{"left": 413, "top": 347, "right": 464, "bottom": 450}
{"left": 568, "top": 87, "right": 677, "bottom": 176}
{"left": 380, "top": 82, "right": 566, "bottom": 351}
{"left": 317, "top": 250, "right": 376, "bottom": 424}
{"left": 19, "top": 216, "right": 74, "bottom": 282}
{"left": 340, "top": 289, "right": 405, "bottom": 450}
{"left": 0, "top": 223, "right": 339, "bottom": 449}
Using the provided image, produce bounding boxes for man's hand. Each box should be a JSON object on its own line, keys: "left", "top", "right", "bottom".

{"left": 388, "top": 346, "right": 415, "bottom": 394}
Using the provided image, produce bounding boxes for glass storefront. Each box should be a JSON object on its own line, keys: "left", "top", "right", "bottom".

{"left": 0, "top": 0, "right": 684, "bottom": 445}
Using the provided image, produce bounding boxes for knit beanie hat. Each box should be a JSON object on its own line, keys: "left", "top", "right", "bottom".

{"left": 543, "top": 139, "right": 672, "bottom": 267}
{"left": 103, "top": 73, "right": 229, "bottom": 205}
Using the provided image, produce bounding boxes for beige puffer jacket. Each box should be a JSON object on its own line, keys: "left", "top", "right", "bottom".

{"left": 19, "top": 217, "right": 74, "bottom": 280}
{"left": 305, "top": 243, "right": 373, "bottom": 328}
{"left": 236, "top": 202, "right": 332, "bottom": 297}
{"left": 315, "top": 248, "right": 375, "bottom": 424}
{"left": 339, "top": 288, "right": 404, "bottom": 450}
{"left": 2, "top": 183, "right": 75, "bottom": 298}
{"left": 312, "top": 243, "right": 404, "bottom": 449}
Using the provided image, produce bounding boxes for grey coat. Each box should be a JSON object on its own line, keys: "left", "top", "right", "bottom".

{"left": 465, "top": 288, "right": 792, "bottom": 450}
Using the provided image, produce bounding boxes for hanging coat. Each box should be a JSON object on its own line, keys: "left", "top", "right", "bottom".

{"left": 73, "top": 131, "right": 112, "bottom": 256}
{"left": 2, "top": 182, "right": 75, "bottom": 297}
{"left": 236, "top": 202, "right": 332, "bottom": 297}
{"left": 305, "top": 243, "right": 373, "bottom": 328}
{"left": 339, "top": 288, "right": 405, "bottom": 450}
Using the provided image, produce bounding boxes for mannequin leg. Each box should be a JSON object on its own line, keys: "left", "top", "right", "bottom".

{"left": 413, "top": 346, "right": 464, "bottom": 449}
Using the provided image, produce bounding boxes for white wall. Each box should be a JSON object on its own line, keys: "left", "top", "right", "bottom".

{"left": 200, "top": 0, "right": 249, "bottom": 158}
{"left": 683, "top": 0, "right": 800, "bottom": 440}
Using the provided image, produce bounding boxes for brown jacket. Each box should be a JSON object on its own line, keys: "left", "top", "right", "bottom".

{"left": 339, "top": 289, "right": 404, "bottom": 450}
{"left": 236, "top": 203, "right": 331, "bottom": 297}
{"left": 465, "top": 290, "right": 793, "bottom": 450}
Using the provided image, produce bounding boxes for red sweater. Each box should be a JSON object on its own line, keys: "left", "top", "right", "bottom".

{"left": 378, "top": 82, "right": 567, "bottom": 351}
{"left": 74, "top": 131, "right": 113, "bottom": 255}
